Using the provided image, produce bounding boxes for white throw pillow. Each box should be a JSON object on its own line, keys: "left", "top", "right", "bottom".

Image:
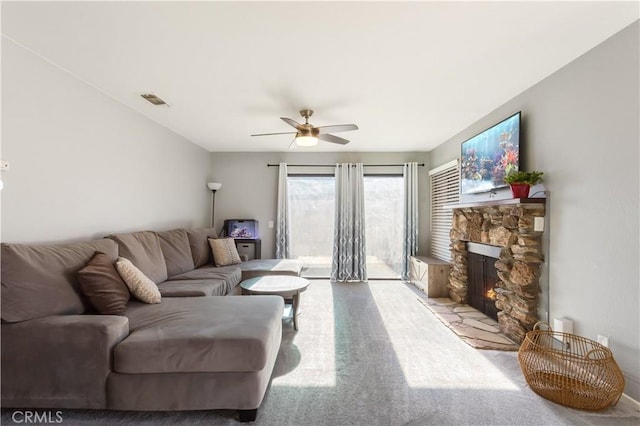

{"left": 208, "top": 238, "right": 242, "bottom": 267}
{"left": 115, "top": 257, "right": 161, "bottom": 304}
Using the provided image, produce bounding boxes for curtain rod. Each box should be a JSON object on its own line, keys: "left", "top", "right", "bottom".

{"left": 267, "top": 163, "right": 425, "bottom": 168}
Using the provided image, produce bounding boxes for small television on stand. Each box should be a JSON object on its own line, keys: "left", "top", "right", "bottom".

{"left": 224, "top": 219, "right": 259, "bottom": 239}
{"left": 460, "top": 111, "right": 521, "bottom": 195}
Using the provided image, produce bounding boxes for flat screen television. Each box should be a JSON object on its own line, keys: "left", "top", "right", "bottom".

{"left": 460, "top": 111, "right": 521, "bottom": 195}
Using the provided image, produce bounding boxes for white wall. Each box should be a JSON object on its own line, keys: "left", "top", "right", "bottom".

{"left": 210, "top": 152, "right": 429, "bottom": 259}
{"left": 429, "top": 22, "right": 639, "bottom": 399}
{"left": 1, "top": 38, "right": 211, "bottom": 243}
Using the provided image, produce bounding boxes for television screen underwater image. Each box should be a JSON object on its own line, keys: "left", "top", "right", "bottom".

{"left": 460, "top": 112, "right": 521, "bottom": 195}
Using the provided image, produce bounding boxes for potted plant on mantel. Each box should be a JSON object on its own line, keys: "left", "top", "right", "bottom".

{"left": 504, "top": 170, "right": 544, "bottom": 198}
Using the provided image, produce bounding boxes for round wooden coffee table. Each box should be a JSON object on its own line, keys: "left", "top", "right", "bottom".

{"left": 240, "top": 275, "right": 310, "bottom": 331}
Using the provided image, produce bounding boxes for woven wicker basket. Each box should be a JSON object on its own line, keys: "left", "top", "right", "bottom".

{"left": 518, "top": 322, "right": 625, "bottom": 411}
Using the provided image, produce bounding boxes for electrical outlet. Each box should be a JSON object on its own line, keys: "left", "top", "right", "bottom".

{"left": 597, "top": 335, "right": 609, "bottom": 347}
{"left": 268, "top": 221, "right": 274, "bottom": 229}
{"left": 0, "top": 161, "right": 10, "bottom": 171}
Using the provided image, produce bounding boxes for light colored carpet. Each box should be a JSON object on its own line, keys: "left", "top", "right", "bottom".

{"left": 2, "top": 280, "right": 638, "bottom": 425}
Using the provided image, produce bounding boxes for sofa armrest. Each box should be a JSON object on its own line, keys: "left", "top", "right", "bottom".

{"left": 1, "top": 315, "right": 129, "bottom": 409}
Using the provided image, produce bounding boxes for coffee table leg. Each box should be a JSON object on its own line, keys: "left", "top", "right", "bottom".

{"left": 292, "top": 292, "right": 299, "bottom": 331}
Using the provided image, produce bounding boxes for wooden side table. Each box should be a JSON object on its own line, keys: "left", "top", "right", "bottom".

{"left": 409, "top": 256, "right": 451, "bottom": 298}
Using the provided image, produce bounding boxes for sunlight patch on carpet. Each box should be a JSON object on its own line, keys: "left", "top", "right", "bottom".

{"left": 368, "top": 282, "right": 520, "bottom": 391}
{"left": 271, "top": 282, "right": 337, "bottom": 387}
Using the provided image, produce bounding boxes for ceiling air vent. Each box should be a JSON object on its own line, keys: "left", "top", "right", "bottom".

{"left": 140, "top": 93, "right": 169, "bottom": 106}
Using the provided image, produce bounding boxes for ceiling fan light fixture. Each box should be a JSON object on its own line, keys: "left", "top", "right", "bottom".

{"left": 253, "top": 109, "right": 357, "bottom": 147}
{"left": 295, "top": 135, "right": 319, "bottom": 146}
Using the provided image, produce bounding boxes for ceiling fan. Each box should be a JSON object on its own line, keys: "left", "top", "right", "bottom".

{"left": 251, "top": 109, "right": 358, "bottom": 147}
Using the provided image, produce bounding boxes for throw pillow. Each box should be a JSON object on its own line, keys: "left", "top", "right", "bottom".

{"left": 77, "top": 251, "right": 130, "bottom": 315}
{"left": 115, "top": 257, "right": 161, "bottom": 304}
{"left": 209, "top": 238, "right": 242, "bottom": 267}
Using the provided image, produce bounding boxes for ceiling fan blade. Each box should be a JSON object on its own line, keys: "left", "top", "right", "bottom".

{"left": 251, "top": 131, "right": 297, "bottom": 137}
{"left": 316, "top": 124, "right": 358, "bottom": 134}
{"left": 281, "top": 117, "right": 303, "bottom": 130}
{"left": 288, "top": 137, "right": 297, "bottom": 150}
{"left": 319, "top": 133, "right": 350, "bottom": 145}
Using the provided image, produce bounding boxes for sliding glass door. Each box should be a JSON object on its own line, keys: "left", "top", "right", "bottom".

{"left": 288, "top": 176, "right": 335, "bottom": 277}
{"left": 288, "top": 174, "right": 404, "bottom": 279}
{"left": 364, "top": 176, "right": 404, "bottom": 279}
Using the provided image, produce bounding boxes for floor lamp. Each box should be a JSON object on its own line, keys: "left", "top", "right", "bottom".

{"left": 207, "top": 182, "right": 222, "bottom": 230}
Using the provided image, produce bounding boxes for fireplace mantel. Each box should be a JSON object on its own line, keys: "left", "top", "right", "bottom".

{"left": 443, "top": 198, "right": 546, "bottom": 210}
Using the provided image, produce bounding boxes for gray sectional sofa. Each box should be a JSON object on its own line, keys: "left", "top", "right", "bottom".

{"left": 1, "top": 227, "right": 302, "bottom": 422}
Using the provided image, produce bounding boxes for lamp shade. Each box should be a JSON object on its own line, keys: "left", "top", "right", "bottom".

{"left": 207, "top": 182, "right": 222, "bottom": 191}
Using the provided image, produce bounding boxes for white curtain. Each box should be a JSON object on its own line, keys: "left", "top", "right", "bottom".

{"left": 275, "top": 162, "right": 291, "bottom": 259}
{"left": 331, "top": 163, "right": 367, "bottom": 282}
{"left": 402, "top": 162, "right": 419, "bottom": 280}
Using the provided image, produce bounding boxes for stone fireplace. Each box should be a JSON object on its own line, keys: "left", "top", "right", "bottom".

{"left": 447, "top": 200, "right": 545, "bottom": 343}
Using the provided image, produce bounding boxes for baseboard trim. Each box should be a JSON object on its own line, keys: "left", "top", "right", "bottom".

{"left": 620, "top": 393, "right": 640, "bottom": 408}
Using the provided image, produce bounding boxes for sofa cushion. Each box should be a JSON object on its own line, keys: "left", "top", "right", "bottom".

{"left": 114, "top": 296, "right": 284, "bottom": 374}
{"left": 1, "top": 239, "right": 118, "bottom": 322}
{"left": 209, "top": 238, "right": 242, "bottom": 267}
{"left": 115, "top": 257, "right": 161, "bottom": 304}
{"left": 185, "top": 227, "right": 217, "bottom": 268}
{"left": 239, "top": 259, "right": 304, "bottom": 280}
{"left": 159, "top": 267, "right": 241, "bottom": 296}
{"left": 77, "top": 251, "right": 131, "bottom": 315}
{"left": 158, "top": 279, "right": 226, "bottom": 297}
{"left": 107, "top": 231, "right": 168, "bottom": 284}
{"left": 168, "top": 265, "right": 242, "bottom": 293}
{"left": 156, "top": 229, "right": 195, "bottom": 277}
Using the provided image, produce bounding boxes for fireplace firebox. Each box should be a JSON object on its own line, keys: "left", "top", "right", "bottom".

{"left": 467, "top": 251, "right": 499, "bottom": 320}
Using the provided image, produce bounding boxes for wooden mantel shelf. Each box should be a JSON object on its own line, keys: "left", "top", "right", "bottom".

{"left": 443, "top": 198, "right": 546, "bottom": 210}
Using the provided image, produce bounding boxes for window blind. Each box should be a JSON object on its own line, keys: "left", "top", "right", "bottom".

{"left": 429, "top": 160, "right": 459, "bottom": 261}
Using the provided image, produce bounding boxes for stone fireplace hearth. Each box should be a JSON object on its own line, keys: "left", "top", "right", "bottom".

{"left": 447, "top": 199, "right": 546, "bottom": 343}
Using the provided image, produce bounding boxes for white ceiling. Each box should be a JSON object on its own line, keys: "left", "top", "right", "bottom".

{"left": 2, "top": 1, "right": 638, "bottom": 152}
